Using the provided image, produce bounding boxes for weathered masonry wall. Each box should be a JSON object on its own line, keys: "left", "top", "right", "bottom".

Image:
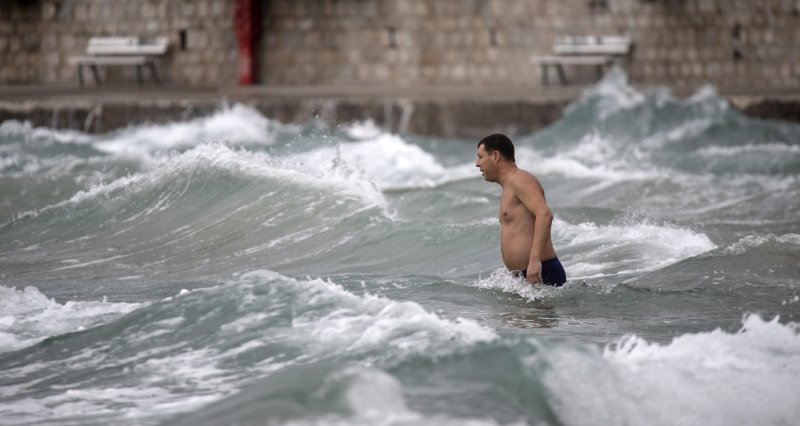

{"left": 260, "top": 0, "right": 800, "bottom": 91}
{"left": 2, "top": 0, "right": 800, "bottom": 91}
{"left": 1, "top": 0, "right": 238, "bottom": 86}
{"left": 0, "top": 5, "right": 41, "bottom": 84}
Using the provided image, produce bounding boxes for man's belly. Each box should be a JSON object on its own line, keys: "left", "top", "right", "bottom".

{"left": 501, "top": 232, "right": 534, "bottom": 270}
{"left": 501, "top": 231, "right": 557, "bottom": 270}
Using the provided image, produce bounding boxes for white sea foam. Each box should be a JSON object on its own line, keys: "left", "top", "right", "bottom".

{"left": 0, "top": 147, "right": 109, "bottom": 179}
{"left": 343, "top": 119, "right": 384, "bottom": 140}
{"left": 14, "top": 143, "right": 391, "bottom": 220}
{"left": 92, "top": 104, "right": 288, "bottom": 163}
{"left": 0, "top": 120, "right": 95, "bottom": 145}
{"left": 0, "top": 285, "right": 140, "bottom": 353}
{"left": 555, "top": 218, "right": 715, "bottom": 277}
{"left": 540, "top": 315, "right": 800, "bottom": 426}
{"left": 686, "top": 84, "right": 731, "bottom": 118}
{"left": 293, "top": 133, "right": 475, "bottom": 190}
{"left": 0, "top": 271, "right": 498, "bottom": 424}
{"left": 236, "top": 271, "right": 497, "bottom": 362}
{"left": 473, "top": 268, "right": 562, "bottom": 302}
{"left": 696, "top": 142, "right": 800, "bottom": 157}
{"left": 281, "top": 366, "right": 517, "bottom": 426}
{"left": 471, "top": 218, "right": 714, "bottom": 290}
{"left": 574, "top": 66, "right": 647, "bottom": 119}
{"left": 5, "top": 271, "right": 497, "bottom": 419}
{"left": 638, "top": 117, "right": 714, "bottom": 149}
{"left": 517, "top": 134, "right": 666, "bottom": 183}
{"left": 721, "top": 233, "right": 800, "bottom": 255}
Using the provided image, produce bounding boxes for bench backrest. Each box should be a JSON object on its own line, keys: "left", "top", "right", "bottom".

{"left": 553, "top": 35, "right": 632, "bottom": 55}
{"left": 86, "top": 36, "right": 169, "bottom": 56}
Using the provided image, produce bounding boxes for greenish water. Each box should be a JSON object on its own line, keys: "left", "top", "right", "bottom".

{"left": 1, "top": 71, "right": 799, "bottom": 425}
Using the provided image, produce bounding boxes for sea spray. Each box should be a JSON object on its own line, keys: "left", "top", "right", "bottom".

{"left": 2, "top": 72, "right": 799, "bottom": 425}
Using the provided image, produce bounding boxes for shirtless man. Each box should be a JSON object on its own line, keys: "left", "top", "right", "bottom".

{"left": 476, "top": 134, "right": 566, "bottom": 286}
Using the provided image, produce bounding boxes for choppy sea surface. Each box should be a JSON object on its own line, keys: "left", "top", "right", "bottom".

{"left": 1, "top": 72, "right": 799, "bottom": 426}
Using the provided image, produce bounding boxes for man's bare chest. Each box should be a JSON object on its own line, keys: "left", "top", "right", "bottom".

{"left": 499, "top": 193, "right": 526, "bottom": 225}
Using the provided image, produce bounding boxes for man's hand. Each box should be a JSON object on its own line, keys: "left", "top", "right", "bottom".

{"left": 526, "top": 260, "right": 542, "bottom": 284}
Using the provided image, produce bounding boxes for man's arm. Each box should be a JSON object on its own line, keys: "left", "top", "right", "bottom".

{"left": 511, "top": 173, "right": 553, "bottom": 283}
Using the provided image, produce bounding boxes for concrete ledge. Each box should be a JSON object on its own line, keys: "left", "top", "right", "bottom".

{"left": 0, "top": 85, "right": 579, "bottom": 139}
{"left": 2, "top": 85, "right": 800, "bottom": 139}
{"left": 0, "top": 97, "right": 573, "bottom": 140}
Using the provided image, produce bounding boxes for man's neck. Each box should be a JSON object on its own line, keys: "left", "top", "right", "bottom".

{"left": 496, "top": 163, "right": 519, "bottom": 187}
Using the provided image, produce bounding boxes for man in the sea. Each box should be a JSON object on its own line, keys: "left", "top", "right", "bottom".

{"left": 476, "top": 133, "right": 567, "bottom": 286}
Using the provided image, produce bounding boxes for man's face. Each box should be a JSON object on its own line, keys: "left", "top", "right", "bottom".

{"left": 476, "top": 144, "right": 498, "bottom": 182}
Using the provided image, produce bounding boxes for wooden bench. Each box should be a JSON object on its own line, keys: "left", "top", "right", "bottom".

{"left": 531, "top": 35, "right": 632, "bottom": 85}
{"left": 69, "top": 37, "right": 169, "bottom": 86}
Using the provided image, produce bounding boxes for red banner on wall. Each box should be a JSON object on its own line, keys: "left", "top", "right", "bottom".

{"left": 234, "top": 0, "right": 260, "bottom": 85}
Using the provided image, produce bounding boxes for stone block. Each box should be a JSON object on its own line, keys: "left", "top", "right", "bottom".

{"left": 198, "top": 0, "right": 209, "bottom": 17}
{"left": 781, "top": 63, "right": 792, "bottom": 78}
{"left": 185, "top": 66, "right": 203, "bottom": 84}
{"left": 42, "top": 2, "right": 56, "bottom": 20}
{"left": 87, "top": 3, "right": 100, "bottom": 20}
{"left": 206, "top": 66, "right": 219, "bottom": 82}
{"left": 146, "top": 19, "right": 160, "bottom": 33}
{"left": 75, "top": 3, "right": 88, "bottom": 21}
{"left": 722, "top": 62, "right": 734, "bottom": 76}
{"left": 139, "top": 2, "right": 155, "bottom": 19}
{"left": 22, "top": 34, "right": 39, "bottom": 52}
{"left": 692, "top": 62, "right": 704, "bottom": 77}
{"left": 188, "top": 30, "right": 209, "bottom": 49}
{"left": 44, "top": 52, "right": 60, "bottom": 66}
{"left": 211, "top": 0, "right": 225, "bottom": 16}
{"left": 156, "top": 1, "right": 169, "bottom": 20}
{"left": 181, "top": 3, "right": 196, "bottom": 17}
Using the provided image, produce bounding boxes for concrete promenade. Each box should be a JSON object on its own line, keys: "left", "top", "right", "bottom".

{"left": 2, "top": 83, "right": 800, "bottom": 139}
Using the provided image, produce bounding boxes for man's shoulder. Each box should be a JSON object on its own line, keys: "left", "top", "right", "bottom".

{"left": 508, "top": 169, "right": 544, "bottom": 197}
{"left": 510, "top": 169, "right": 539, "bottom": 186}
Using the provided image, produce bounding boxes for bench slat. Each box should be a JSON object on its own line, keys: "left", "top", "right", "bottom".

{"left": 552, "top": 35, "right": 632, "bottom": 56}
{"left": 531, "top": 35, "right": 632, "bottom": 85}
{"left": 70, "top": 36, "right": 167, "bottom": 86}
{"left": 70, "top": 56, "right": 152, "bottom": 65}
{"left": 88, "top": 37, "right": 139, "bottom": 46}
{"left": 85, "top": 36, "right": 168, "bottom": 55}
{"left": 86, "top": 45, "right": 168, "bottom": 55}
{"left": 553, "top": 45, "right": 631, "bottom": 55}
{"left": 531, "top": 55, "right": 614, "bottom": 65}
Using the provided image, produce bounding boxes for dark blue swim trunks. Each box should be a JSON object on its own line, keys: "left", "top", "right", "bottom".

{"left": 516, "top": 257, "right": 567, "bottom": 287}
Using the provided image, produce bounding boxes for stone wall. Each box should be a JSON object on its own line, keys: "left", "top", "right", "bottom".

{"left": 1, "top": 0, "right": 238, "bottom": 86}
{"left": 2, "top": 0, "right": 800, "bottom": 91}
{"left": 0, "top": 4, "right": 41, "bottom": 84}
{"left": 260, "top": 0, "right": 800, "bottom": 91}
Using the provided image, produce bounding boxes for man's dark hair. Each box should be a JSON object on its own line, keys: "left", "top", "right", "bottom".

{"left": 478, "top": 133, "right": 515, "bottom": 162}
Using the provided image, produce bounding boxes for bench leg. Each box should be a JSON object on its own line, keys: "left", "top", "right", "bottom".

{"left": 148, "top": 63, "right": 160, "bottom": 84}
{"left": 78, "top": 64, "right": 85, "bottom": 87}
{"left": 136, "top": 65, "right": 144, "bottom": 85}
{"left": 541, "top": 64, "right": 549, "bottom": 85}
{"left": 596, "top": 64, "right": 604, "bottom": 80}
{"left": 90, "top": 65, "right": 101, "bottom": 85}
{"left": 556, "top": 64, "right": 567, "bottom": 85}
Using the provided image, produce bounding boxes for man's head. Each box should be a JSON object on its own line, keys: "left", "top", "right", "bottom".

{"left": 476, "top": 134, "right": 515, "bottom": 182}
{"left": 477, "top": 133, "right": 515, "bottom": 162}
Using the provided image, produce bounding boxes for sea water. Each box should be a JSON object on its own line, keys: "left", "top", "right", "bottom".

{"left": 1, "top": 71, "right": 798, "bottom": 425}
